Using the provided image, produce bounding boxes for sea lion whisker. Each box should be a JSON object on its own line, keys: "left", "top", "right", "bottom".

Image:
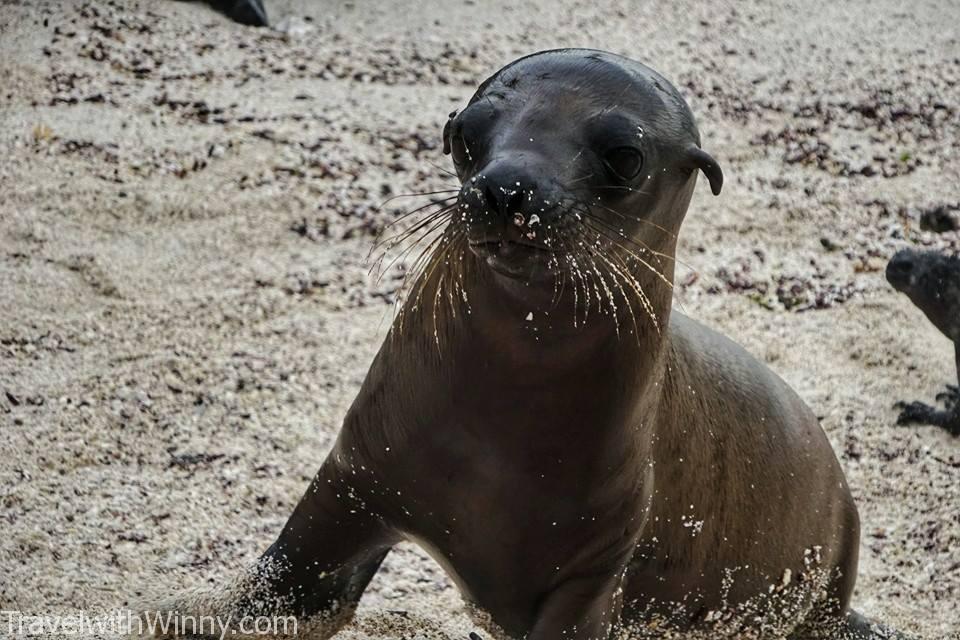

{"left": 584, "top": 224, "right": 674, "bottom": 289}
{"left": 424, "top": 159, "right": 461, "bottom": 180}
{"left": 575, "top": 245, "right": 606, "bottom": 321}
{"left": 608, "top": 260, "right": 646, "bottom": 342}
{"left": 566, "top": 236, "right": 596, "bottom": 325}
{"left": 578, "top": 212, "right": 680, "bottom": 267}
{"left": 538, "top": 212, "right": 578, "bottom": 309}
{"left": 583, "top": 250, "right": 621, "bottom": 337}
{"left": 585, "top": 245, "right": 643, "bottom": 341}
{"left": 555, "top": 235, "right": 582, "bottom": 324}
{"left": 369, "top": 207, "right": 457, "bottom": 283}
{"left": 553, "top": 261, "right": 568, "bottom": 310}
{"left": 570, "top": 224, "right": 662, "bottom": 333}
{"left": 378, "top": 194, "right": 459, "bottom": 234}
{"left": 441, "top": 261, "right": 457, "bottom": 322}
{"left": 405, "top": 230, "right": 457, "bottom": 303}
{"left": 609, "top": 251, "right": 661, "bottom": 334}
{"left": 563, "top": 191, "right": 678, "bottom": 239}
{"left": 589, "top": 242, "right": 661, "bottom": 335}
{"left": 555, "top": 193, "right": 679, "bottom": 243}
{"left": 394, "top": 229, "right": 463, "bottom": 339}
{"left": 371, "top": 198, "right": 458, "bottom": 252}
{"left": 376, "top": 189, "right": 460, "bottom": 209}
{"left": 443, "top": 232, "right": 470, "bottom": 322}
{"left": 380, "top": 205, "right": 455, "bottom": 252}
{"left": 561, "top": 148, "right": 586, "bottom": 173}
{"left": 548, "top": 248, "right": 565, "bottom": 308}
{"left": 557, "top": 235, "right": 589, "bottom": 327}
{"left": 561, "top": 203, "right": 617, "bottom": 324}
{"left": 396, "top": 226, "right": 457, "bottom": 306}
{"left": 566, "top": 171, "right": 594, "bottom": 186}
{"left": 409, "top": 228, "right": 466, "bottom": 310}
{"left": 559, "top": 194, "right": 668, "bottom": 273}
{"left": 432, "top": 270, "right": 447, "bottom": 352}
{"left": 368, "top": 205, "right": 458, "bottom": 277}
{"left": 552, "top": 203, "right": 658, "bottom": 327}
{"left": 586, "top": 200, "right": 678, "bottom": 240}
{"left": 570, "top": 184, "right": 651, "bottom": 197}
{"left": 418, "top": 233, "right": 468, "bottom": 348}
{"left": 579, "top": 219, "right": 675, "bottom": 291}
{"left": 372, "top": 203, "right": 457, "bottom": 261}
{"left": 560, "top": 200, "right": 667, "bottom": 268}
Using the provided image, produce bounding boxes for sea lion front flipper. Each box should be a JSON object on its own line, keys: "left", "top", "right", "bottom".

{"left": 788, "top": 609, "right": 911, "bottom": 639}
{"left": 243, "top": 460, "right": 398, "bottom": 627}
{"left": 142, "top": 460, "right": 396, "bottom": 638}
{"left": 524, "top": 574, "right": 622, "bottom": 640}
{"left": 894, "top": 400, "right": 940, "bottom": 425}
{"left": 934, "top": 384, "right": 959, "bottom": 409}
{"left": 894, "top": 400, "right": 960, "bottom": 437}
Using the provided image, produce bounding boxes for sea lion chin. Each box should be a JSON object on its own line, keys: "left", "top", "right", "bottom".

{"left": 150, "top": 49, "right": 907, "bottom": 640}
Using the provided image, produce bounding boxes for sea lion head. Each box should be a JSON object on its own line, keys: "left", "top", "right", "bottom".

{"left": 443, "top": 48, "right": 722, "bottom": 284}
{"left": 887, "top": 248, "right": 960, "bottom": 339}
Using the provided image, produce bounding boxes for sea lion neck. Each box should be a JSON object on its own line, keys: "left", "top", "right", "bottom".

{"left": 451, "top": 256, "right": 672, "bottom": 377}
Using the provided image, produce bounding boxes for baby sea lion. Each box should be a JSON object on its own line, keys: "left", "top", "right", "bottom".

{"left": 887, "top": 248, "right": 960, "bottom": 436}
{"left": 146, "top": 49, "right": 906, "bottom": 639}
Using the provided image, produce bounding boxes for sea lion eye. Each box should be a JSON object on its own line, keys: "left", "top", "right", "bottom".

{"left": 450, "top": 135, "right": 470, "bottom": 167}
{"left": 604, "top": 147, "right": 643, "bottom": 180}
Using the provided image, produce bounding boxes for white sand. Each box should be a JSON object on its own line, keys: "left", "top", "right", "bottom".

{"left": 1, "top": 0, "right": 958, "bottom": 638}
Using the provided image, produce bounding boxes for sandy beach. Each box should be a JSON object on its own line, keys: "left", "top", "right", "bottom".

{"left": 1, "top": 0, "right": 958, "bottom": 637}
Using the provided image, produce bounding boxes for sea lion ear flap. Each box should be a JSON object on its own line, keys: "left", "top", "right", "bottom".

{"left": 686, "top": 145, "right": 723, "bottom": 196}
{"left": 442, "top": 110, "right": 458, "bottom": 155}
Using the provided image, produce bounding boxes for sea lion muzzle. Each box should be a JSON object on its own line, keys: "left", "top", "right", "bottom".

{"left": 457, "top": 158, "right": 567, "bottom": 278}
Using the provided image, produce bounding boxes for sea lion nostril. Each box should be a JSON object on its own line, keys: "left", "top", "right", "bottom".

{"left": 481, "top": 175, "right": 537, "bottom": 219}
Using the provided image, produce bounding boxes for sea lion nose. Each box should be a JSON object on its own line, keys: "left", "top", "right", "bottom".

{"left": 886, "top": 250, "right": 915, "bottom": 289}
{"left": 476, "top": 162, "right": 542, "bottom": 222}
{"left": 482, "top": 181, "right": 530, "bottom": 219}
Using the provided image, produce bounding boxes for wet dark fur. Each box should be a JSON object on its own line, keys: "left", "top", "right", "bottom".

{"left": 148, "top": 50, "right": 907, "bottom": 640}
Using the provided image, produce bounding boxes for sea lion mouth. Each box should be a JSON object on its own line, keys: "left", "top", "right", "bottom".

{"left": 468, "top": 237, "right": 555, "bottom": 253}
{"left": 468, "top": 237, "right": 556, "bottom": 279}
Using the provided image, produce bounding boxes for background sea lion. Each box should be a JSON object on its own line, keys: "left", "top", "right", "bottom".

{"left": 887, "top": 248, "right": 960, "bottom": 436}
{"left": 147, "top": 49, "right": 905, "bottom": 639}
{"left": 182, "top": 0, "right": 268, "bottom": 26}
